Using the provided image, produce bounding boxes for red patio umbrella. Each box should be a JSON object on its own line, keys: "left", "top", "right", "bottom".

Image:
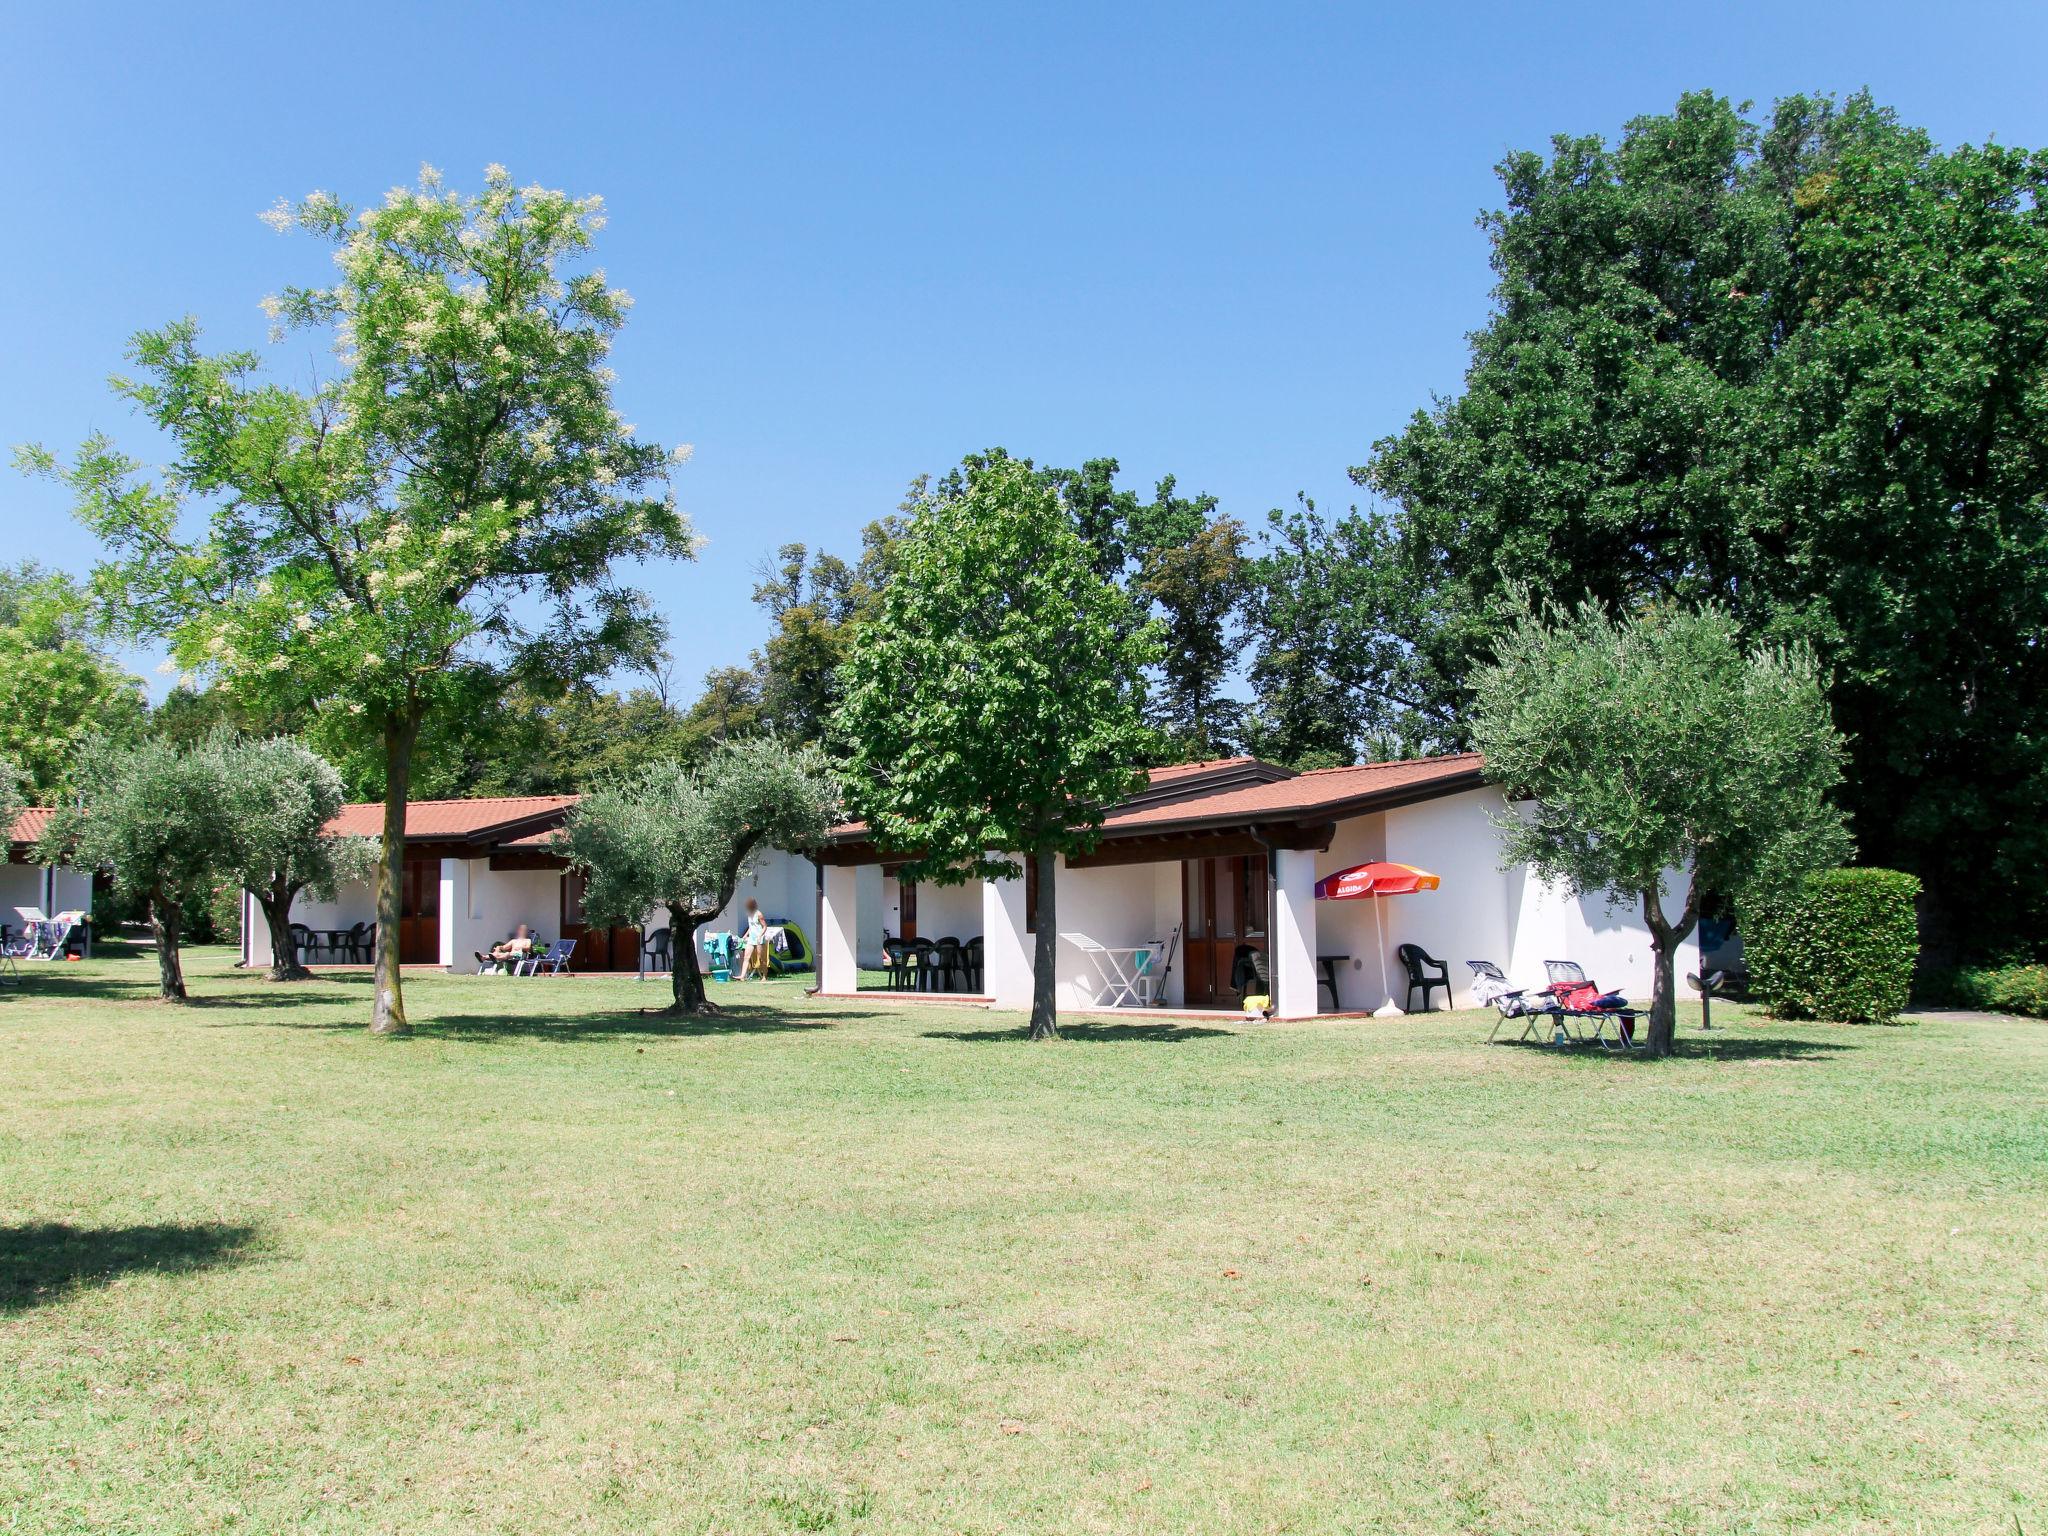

{"left": 1314, "top": 861, "right": 1441, "bottom": 1016}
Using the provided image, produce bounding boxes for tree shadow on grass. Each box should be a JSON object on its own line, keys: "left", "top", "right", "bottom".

{"left": 7, "top": 968, "right": 366, "bottom": 1008}
{"left": 1, "top": 1222, "right": 258, "bottom": 1313}
{"left": 1676, "top": 1033, "right": 1859, "bottom": 1061}
{"left": 410, "top": 1007, "right": 848, "bottom": 1043}
{"left": 924, "top": 1021, "right": 1235, "bottom": 1044}
{"left": 1489, "top": 1034, "right": 1856, "bottom": 1063}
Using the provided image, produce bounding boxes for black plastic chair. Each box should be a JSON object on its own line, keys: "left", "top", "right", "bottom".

{"left": 642, "top": 927, "right": 672, "bottom": 973}
{"left": 962, "top": 936, "right": 984, "bottom": 993}
{"left": 906, "top": 937, "right": 937, "bottom": 991}
{"left": 881, "top": 938, "right": 916, "bottom": 991}
{"left": 1396, "top": 944, "right": 1451, "bottom": 1012}
{"left": 930, "top": 936, "right": 963, "bottom": 993}
{"left": 289, "top": 923, "right": 316, "bottom": 964}
{"left": 345, "top": 921, "right": 375, "bottom": 964}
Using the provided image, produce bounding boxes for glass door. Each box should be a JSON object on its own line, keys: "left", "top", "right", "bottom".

{"left": 1182, "top": 854, "right": 1267, "bottom": 1006}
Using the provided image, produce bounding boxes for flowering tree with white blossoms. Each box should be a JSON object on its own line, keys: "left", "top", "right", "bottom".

{"left": 18, "top": 165, "right": 696, "bottom": 1034}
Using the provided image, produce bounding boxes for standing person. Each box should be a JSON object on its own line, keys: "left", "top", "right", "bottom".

{"left": 736, "top": 900, "right": 772, "bottom": 981}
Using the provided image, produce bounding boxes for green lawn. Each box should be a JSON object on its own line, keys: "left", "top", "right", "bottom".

{"left": 4, "top": 945, "right": 2044, "bottom": 1535}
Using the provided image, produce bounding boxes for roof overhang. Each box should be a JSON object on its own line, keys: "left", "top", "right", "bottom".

{"left": 819, "top": 758, "right": 1488, "bottom": 869}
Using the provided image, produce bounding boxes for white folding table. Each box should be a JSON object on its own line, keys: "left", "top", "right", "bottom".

{"left": 1059, "top": 933, "right": 1158, "bottom": 1008}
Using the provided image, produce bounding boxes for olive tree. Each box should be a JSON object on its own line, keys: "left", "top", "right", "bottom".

{"left": 835, "top": 454, "right": 1159, "bottom": 1040}
{"left": 41, "top": 737, "right": 237, "bottom": 1000}
{"left": 1471, "top": 602, "right": 1850, "bottom": 1055}
{"left": 0, "top": 758, "right": 24, "bottom": 845}
{"left": 555, "top": 737, "right": 839, "bottom": 1015}
{"left": 217, "top": 737, "right": 378, "bottom": 981}
{"left": 19, "top": 164, "right": 694, "bottom": 1035}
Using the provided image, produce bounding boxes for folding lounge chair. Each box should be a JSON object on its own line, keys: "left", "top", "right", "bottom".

{"left": 518, "top": 939, "right": 577, "bottom": 977}
{"left": 0, "top": 924, "right": 31, "bottom": 985}
{"left": 1471, "top": 960, "right": 1540, "bottom": 1042}
{"left": 1541, "top": 961, "right": 1646, "bottom": 1051}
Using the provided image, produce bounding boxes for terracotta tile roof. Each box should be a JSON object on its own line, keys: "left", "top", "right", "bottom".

{"left": 503, "top": 825, "right": 566, "bottom": 848}
{"left": 828, "top": 752, "right": 1487, "bottom": 844}
{"left": 1098, "top": 753, "right": 1484, "bottom": 834}
{"left": 326, "top": 795, "right": 578, "bottom": 843}
{"left": 7, "top": 807, "right": 58, "bottom": 850}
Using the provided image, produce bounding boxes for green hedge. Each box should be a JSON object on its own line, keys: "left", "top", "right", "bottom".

{"left": 1742, "top": 867, "right": 1920, "bottom": 1023}
{"left": 1939, "top": 963, "right": 2048, "bottom": 1019}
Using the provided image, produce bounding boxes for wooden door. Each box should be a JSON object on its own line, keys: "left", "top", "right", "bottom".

{"left": 560, "top": 871, "right": 642, "bottom": 970}
{"left": 1182, "top": 854, "right": 1268, "bottom": 1006}
{"left": 899, "top": 880, "right": 918, "bottom": 942}
{"left": 398, "top": 856, "right": 440, "bottom": 965}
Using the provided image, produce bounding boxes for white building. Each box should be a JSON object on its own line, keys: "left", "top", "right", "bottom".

{"left": 239, "top": 754, "right": 1690, "bottom": 1014}
{"left": 240, "top": 794, "right": 843, "bottom": 974}
{"left": 815, "top": 755, "right": 1694, "bottom": 1019}
{"left": 4, "top": 807, "right": 95, "bottom": 937}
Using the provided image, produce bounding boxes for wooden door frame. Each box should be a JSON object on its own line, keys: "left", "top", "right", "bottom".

{"left": 1181, "top": 853, "right": 1270, "bottom": 1007}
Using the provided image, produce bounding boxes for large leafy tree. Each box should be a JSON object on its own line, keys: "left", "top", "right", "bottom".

{"left": 1126, "top": 479, "right": 1247, "bottom": 762}
{"left": 1471, "top": 602, "right": 1850, "bottom": 1055}
{"left": 835, "top": 453, "right": 1159, "bottom": 1039}
{"left": 0, "top": 563, "right": 147, "bottom": 800}
{"left": 0, "top": 759, "right": 23, "bottom": 846}
{"left": 41, "top": 736, "right": 237, "bottom": 1001}
{"left": 1239, "top": 496, "right": 1457, "bottom": 767}
{"left": 555, "top": 737, "right": 839, "bottom": 1015}
{"left": 215, "top": 736, "right": 377, "bottom": 981}
{"left": 749, "top": 516, "right": 905, "bottom": 745}
{"left": 1744, "top": 121, "right": 2048, "bottom": 958}
{"left": 941, "top": 450, "right": 1245, "bottom": 765}
{"left": 1279, "top": 89, "right": 2048, "bottom": 956}
{"left": 20, "top": 165, "right": 695, "bottom": 1033}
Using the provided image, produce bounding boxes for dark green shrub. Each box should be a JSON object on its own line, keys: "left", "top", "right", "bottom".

{"left": 1742, "top": 867, "right": 1920, "bottom": 1023}
{"left": 1943, "top": 963, "right": 2048, "bottom": 1019}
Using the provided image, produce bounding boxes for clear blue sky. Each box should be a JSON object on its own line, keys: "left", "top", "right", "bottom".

{"left": 7, "top": 0, "right": 2045, "bottom": 697}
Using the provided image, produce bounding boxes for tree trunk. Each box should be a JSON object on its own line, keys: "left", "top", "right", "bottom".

{"left": 1641, "top": 881, "right": 1700, "bottom": 1057}
{"left": 369, "top": 711, "right": 420, "bottom": 1036}
{"left": 664, "top": 902, "right": 716, "bottom": 1015}
{"left": 149, "top": 890, "right": 188, "bottom": 1002}
{"left": 1029, "top": 848, "right": 1058, "bottom": 1040}
{"left": 1646, "top": 933, "right": 1678, "bottom": 1056}
{"left": 259, "top": 876, "right": 311, "bottom": 982}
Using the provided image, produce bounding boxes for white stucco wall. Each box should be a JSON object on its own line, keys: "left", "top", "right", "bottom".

{"left": 913, "top": 880, "right": 983, "bottom": 942}
{"left": 982, "top": 868, "right": 1031, "bottom": 1008}
{"left": 1312, "top": 812, "right": 1392, "bottom": 1010}
{"left": 1294, "top": 788, "right": 1692, "bottom": 1011}
{"left": 3, "top": 863, "right": 92, "bottom": 928}
{"left": 51, "top": 867, "right": 92, "bottom": 918}
{"left": 687, "top": 848, "right": 821, "bottom": 968}
{"left": 1046, "top": 855, "right": 1180, "bottom": 1012}
{"left": 816, "top": 785, "right": 1696, "bottom": 1018}
{"left": 3, "top": 864, "right": 45, "bottom": 926}
{"left": 457, "top": 863, "right": 560, "bottom": 964}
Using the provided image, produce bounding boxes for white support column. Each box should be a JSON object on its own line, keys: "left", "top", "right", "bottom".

{"left": 437, "top": 857, "right": 471, "bottom": 972}
{"left": 1272, "top": 848, "right": 1320, "bottom": 1019}
{"left": 982, "top": 860, "right": 1032, "bottom": 1010}
{"left": 819, "top": 863, "right": 859, "bottom": 995}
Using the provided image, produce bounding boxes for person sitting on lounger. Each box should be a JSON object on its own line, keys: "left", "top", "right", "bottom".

{"left": 736, "top": 900, "right": 771, "bottom": 981}
{"left": 476, "top": 925, "right": 535, "bottom": 973}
